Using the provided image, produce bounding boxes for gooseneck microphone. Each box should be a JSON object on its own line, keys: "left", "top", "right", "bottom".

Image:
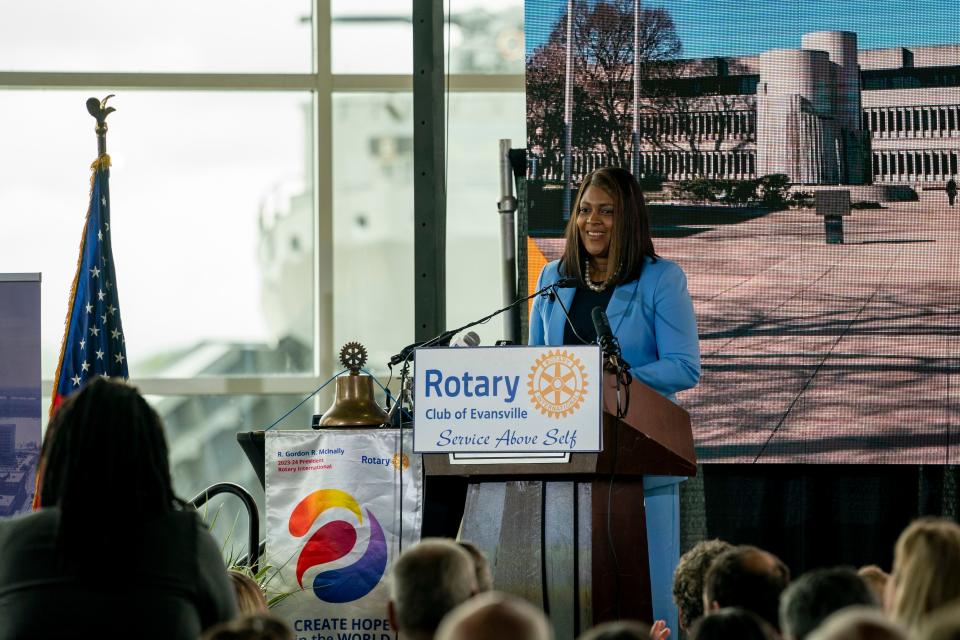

{"left": 546, "top": 276, "right": 578, "bottom": 301}
{"left": 592, "top": 307, "right": 632, "bottom": 418}
{"left": 591, "top": 307, "right": 617, "bottom": 356}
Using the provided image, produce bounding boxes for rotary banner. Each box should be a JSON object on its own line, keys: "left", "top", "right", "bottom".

{"left": 266, "top": 430, "right": 422, "bottom": 640}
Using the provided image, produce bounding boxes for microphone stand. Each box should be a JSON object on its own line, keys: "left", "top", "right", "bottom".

{"left": 382, "top": 277, "right": 577, "bottom": 427}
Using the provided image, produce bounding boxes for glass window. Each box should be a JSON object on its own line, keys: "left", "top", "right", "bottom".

{"left": 445, "top": 93, "right": 526, "bottom": 346}
{"left": 331, "top": 0, "right": 523, "bottom": 74}
{"left": 0, "top": 1, "right": 313, "bottom": 73}
{"left": 149, "top": 393, "right": 316, "bottom": 550}
{"left": 332, "top": 93, "right": 414, "bottom": 373}
{"left": 0, "top": 91, "right": 314, "bottom": 379}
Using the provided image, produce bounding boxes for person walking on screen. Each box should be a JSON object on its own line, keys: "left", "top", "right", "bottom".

{"left": 528, "top": 166, "right": 701, "bottom": 634}
{"left": 946, "top": 176, "right": 957, "bottom": 207}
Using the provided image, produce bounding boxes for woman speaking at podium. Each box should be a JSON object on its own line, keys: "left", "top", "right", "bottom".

{"left": 528, "top": 166, "right": 700, "bottom": 632}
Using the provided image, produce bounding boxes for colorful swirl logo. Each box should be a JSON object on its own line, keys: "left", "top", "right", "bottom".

{"left": 289, "top": 489, "right": 388, "bottom": 603}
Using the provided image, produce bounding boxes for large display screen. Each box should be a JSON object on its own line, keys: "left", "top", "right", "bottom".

{"left": 523, "top": 0, "right": 960, "bottom": 463}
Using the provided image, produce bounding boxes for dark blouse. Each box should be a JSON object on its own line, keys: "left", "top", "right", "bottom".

{"left": 562, "top": 285, "right": 616, "bottom": 346}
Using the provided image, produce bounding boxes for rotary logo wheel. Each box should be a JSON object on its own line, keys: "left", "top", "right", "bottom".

{"left": 391, "top": 453, "right": 410, "bottom": 471}
{"left": 527, "top": 349, "right": 589, "bottom": 418}
{"left": 339, "top": 341, "right": 367, "bottom": 373}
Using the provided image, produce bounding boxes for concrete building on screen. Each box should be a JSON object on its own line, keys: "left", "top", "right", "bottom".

{"left": 548, "top": 31, "right": 960, "bottom": 187}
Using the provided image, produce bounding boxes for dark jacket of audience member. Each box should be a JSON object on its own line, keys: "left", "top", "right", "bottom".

{"left": 0, "top": 378, "right": 237, "bottom": 639}
{"left": 672, "top": 539, "right": 733, "bottom": 629}
{"left": 703, "top": 545, "right": 790, "bottom": 631}
{"left": 779, "top": 567, "right": 877, "bottom": 640}
{"left": 689, "top": 607, "right": 778, "bottom": 640}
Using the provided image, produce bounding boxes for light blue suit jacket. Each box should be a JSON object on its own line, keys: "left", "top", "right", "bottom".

{"left": 528, "top": 256, "right": 701, "bottom": 399}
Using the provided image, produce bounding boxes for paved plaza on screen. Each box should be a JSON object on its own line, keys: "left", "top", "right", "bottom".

{"left": 657, "top": 191, "right": 959, "bottom": 463}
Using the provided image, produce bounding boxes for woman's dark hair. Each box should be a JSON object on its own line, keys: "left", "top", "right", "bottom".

{"left": 39, "top": 377, "right": 179, "bottom": 564}
{"left": 560, "top": 166, "right": 657, "bottom": 286}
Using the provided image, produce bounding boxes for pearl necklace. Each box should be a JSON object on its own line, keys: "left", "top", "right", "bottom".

{"left": 584, "top": 261, "right": 609, "bottom": 292}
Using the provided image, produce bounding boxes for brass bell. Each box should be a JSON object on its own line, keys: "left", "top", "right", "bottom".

{"left": 317, "top": 342, "right": 388, "bottom": 428}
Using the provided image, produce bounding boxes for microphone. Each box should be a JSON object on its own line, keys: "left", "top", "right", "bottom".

{"left": 544, "top": 276, "right": 579, "bottom": 301}
{"left": 591, "top": 307, "right": 629, "bottom": 372}
{"left": 591, "top": 307, "right": 616, "bottom": 355}
{"left": 450, "top": 331, "right": 481, "bottom": 348}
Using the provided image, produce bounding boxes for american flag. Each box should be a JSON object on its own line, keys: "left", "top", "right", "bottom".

{"left": 50, "top": 154, "right": 128, "bottom": 412}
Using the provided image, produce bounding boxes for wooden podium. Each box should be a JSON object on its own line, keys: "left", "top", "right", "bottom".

{"left": 424, "top": 372, "right": 696, "bottom": 640}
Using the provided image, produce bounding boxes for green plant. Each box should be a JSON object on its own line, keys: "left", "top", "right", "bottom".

{"left": 728, "top": 179, "right": 759, "bottom": 204}
{"left": 200, "top": 501, "right": 299, "bottom": 609}
{"left": 757, "top": 173, "right": 791, "bottom": 207}
{"left": 790, "top": 190, "right": 814, "bottom": 208}
{"left": 227, "top": 554, "right": 298, "bottom": 610}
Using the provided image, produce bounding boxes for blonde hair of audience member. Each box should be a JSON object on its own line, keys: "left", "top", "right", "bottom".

{"left": 435, "top": 592, "right": 553, "bottom": 640}
{"left": 887, "top": 518, "right": 960, "bottom": 630}
{"left": 201, "top": 613, "right": 294, "bottom": 640}
{"left": 229, "top": 570, "right": 269, "bottom": 615}
{"left": 856, "top": 565, "right": 889, "bottom": 608}
{"left": 806, "top": 606, "right": 906, "bottom": 640}
{"left": 458, "top": 541, "right": 494, "bottom": 592}
{"left": 577, "top": 620, "right": 652, "bottom": 640}
{"left": 915, "top": 601, "right": 960, "bottom": 640}
{"left": 388, "top": 538, "right": 478, "bottom": 640}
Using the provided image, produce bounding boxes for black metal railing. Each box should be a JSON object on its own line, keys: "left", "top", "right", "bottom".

{"left": 190, "top": 482, "right": 261, "bottom": 573}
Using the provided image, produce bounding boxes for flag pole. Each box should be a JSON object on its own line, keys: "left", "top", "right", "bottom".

{"left": 85, "top": 95, "right": 115, "bottom": 158}
{"left": 37, "top": 96, "right": 124, "bottom": 510}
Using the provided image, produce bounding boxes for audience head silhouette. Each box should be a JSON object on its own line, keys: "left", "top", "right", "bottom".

{"left": 806, "top": 606, "right": 907, "bottom": 640}
{"left": 435, "top": 591, "right": 553, "bottom": 640}
{"left": 703, "top": 545, "right": 790, "bottom": 630}
{"left": 779, "top": 567, "right": 877, "bottom": 640}
{"left": 39, "top": 377, "right": 179, "bottom": 564}
{"left": 458, "top": 541, "right": 494, "bottom": 593}
{"left": 388, "top": 538, "right": 478, "bottom": 640}
{"left": 576, "top": 620, "right": 652, "bottom": 640}
{"left": 689, "top": 607, "right": 777, "bottom": 640}
{"left": 673, "top": 538, "right": 733, "bottom": 630}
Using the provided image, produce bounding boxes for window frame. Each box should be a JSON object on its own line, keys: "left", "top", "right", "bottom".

{"left": 0, "top": 0, "right": 524, "bottom": 399}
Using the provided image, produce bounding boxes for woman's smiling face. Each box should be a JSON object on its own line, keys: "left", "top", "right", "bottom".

{"left": 576, "top": 185, "right": 616, "bottom": 259}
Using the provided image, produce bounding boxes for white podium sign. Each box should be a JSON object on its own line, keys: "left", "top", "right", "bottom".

{"left": 413, "top": 345, "right": 602, "bottom": 453}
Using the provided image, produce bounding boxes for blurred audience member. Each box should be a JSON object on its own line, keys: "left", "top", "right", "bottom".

{"left": 0, "top": 378, "right": 236, "bottom": 639}
{"left": 229, "top": 570, "right": 268, "bottom": 615}
{"left": 916, "top": 602, "right": 960, "bottom": 640}
{"left": 689, "top": 607, "right": 776, "bottom": 640}
{"left": 856, "top": 565, "right": 889, "bottom": 607}
{"left": 672, "top": 539, "right": 733, "bottom": 630}
{"left": 458, "top": 541, "right": 494, "bottom": 592}
{"left": 779, "top": 567, "right": 877, "bottom": 640}
{"left": 806, "top": 606, "right": 906, "bottom": 640}
{"left": 703, "top": 545, "right": 790, "bottom": 631}
{"left": 388, "top": 538, "right": 478, "bottom": 640}
{"left": 435, "top": 592, "right": 552, "bottom": 640}
{"left": 202, "top": 613, "right": 293, "bottom": 640}
{"left": 578, "top": 620, "right": 652, "bottom": 640}
{"left": 887, "top": 518, "right": 960, "bottom": 631}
